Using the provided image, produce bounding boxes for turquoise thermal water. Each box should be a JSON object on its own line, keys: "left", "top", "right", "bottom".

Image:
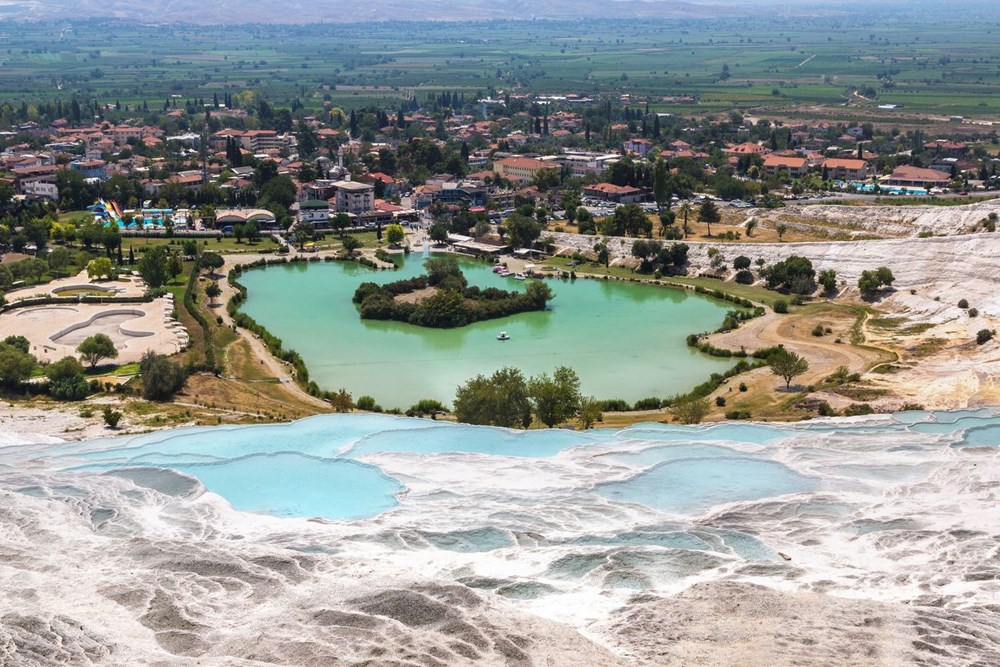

{"left": 9, "top": 410, "right": 997, "bottom": 522}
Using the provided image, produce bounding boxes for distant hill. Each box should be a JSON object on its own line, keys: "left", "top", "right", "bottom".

{"left": 0, "top": 0, "right": 867, "bottom": 24}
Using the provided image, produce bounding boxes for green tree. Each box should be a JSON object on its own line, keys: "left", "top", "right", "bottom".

{"left": 524, "top": 280, "right": 554, "bottom": 309}
{"left": 0, "top": 264, "right": 12, "bottom": 290}
{"left": 776, "top": 223, "right": 788, "bottom": 241}
{"left": 529, "top": 366, "right": 582, "bottom": 427}
{"left": 47, "top": 355, "right": 84, "bottom": 382}
{"left": 697, "top": 198, "right": 721, "bottom": 236}
{"left": 342, "top": 235, "right": 361, "bottom": 255}
{"left": 205, "top": 281, "right": 222, "bottom": 306}
{"left": 77, "top": 333, "right": 118, "bottom": 368}
{"left": 332, "top": 212, "right": 352, "bottom": 237}
{"left": 506, "top": 214, "right": 542, "bottom": 250}
{"left": 0, "top": 341, "right": 36, "bottom": 387}
{"left": 858, "top": 267, "right": 895, "bottom": 296}
{"left": 245, "top": 219, "right": 261, "bottom": 244}
{"left": 137, "top": 245, "right": 170, "bottom": 288}
{"left": 139, "top": 351, "right": 188, "bottom": 401}
{"left": 745, "top": 219, "right": 758, "bottom": 237}
{"left": 652, "top": 159, "right": 670, "bottom": 210}
{"left": 48, "top": 247, "right": 72, "bottom": 277}
{"left": 199, "top": 252, "right": 225, "bottom": 274}
{"left": 86, "top": 257, "right": 115, "bottom": 280}
{"left": 613, "top": 203, "right": 652, "bottom": 238}
{"left": 673, "top": 396, "right": 711, "bottom": 424}
{"left": 429, "top": 222, "right": 450, "bottom": 244}
{"left": 46, "top": 356, "right": 89, "bottom": 400}
{"left": 385, "top": 223, "right": 405, "bottom": 245}
{"left": 818, "top": 269, "right": 838, "bottom": 293}
{"left": 2, "top": 336, "right": 29, "bottom": 354}
{"left": 578, "top": 396, "right": 604, "bottom": 429}
{"left": 679, "top": 201, "right": 692, "bottom": 237}
{"left": 453, "top": 366, "right": 532, "bottom": 428}
{"left": 102, "top": 406, "right": 123, "bottom": 429}
{"left": 769, "top": 348, "right": 810, "bottom": 389}
{"left": 167, "top": 251, "right": 183, "bottom": 283}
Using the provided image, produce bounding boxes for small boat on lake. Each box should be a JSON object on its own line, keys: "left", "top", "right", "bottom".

{"left": 496, "top": 331, "right": 511, "bottom": 341}
{"left": 514, "top": 273, "right": 526, "bottom": 280}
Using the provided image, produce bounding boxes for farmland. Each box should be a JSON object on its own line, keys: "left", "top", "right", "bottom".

{"left": 2, "top": 11, "right": 1000, "bottom": 122}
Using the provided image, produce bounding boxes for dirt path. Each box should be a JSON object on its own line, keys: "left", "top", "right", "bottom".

{"left": 215, "top": 254, "right": 330, "bottom": 410}
{"left": 707, "top": 305, "right": 894, "bottom": 398}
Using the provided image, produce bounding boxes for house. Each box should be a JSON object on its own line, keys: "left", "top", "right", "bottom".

{"left": 432, "top": 184, "right": 489, "bottom": 208}
{"left": 761, "top": 155, "right": 809, "bottom": 179}
{"left": 822, "top": 158, "right": 869, "bottom": 181}
{"left": 297, "top": 199, "right": 331, "bottom": 226}
{"left": 882, "top": 165, "right": 952, "bottom": 189}
{"left": 492, "top": 156, "right": 559, "bottom": 184}
{"left": 623, "top": 138, "right": 653, "bottom": 157}
{"left": 724, "top": 141, "right": 770, "bottom": 156}
{"left": 358, "top": 171, "right": 398, "bottom": 197}
{"left": 69, "top": 159, "right": 108, "bottom": 181}
{"left": 582, "top": 182, "right": 651, "bottom": 204}
{"left": 923, "top": 139, "right": 968, "bottom": 158}
{"left": 330, "top": 180, "right": 375, "bottom": 215}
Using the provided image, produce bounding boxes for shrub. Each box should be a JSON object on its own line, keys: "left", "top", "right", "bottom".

{"left": 356, "top": 395, "right": 379, "bottom": 411}
{"left": 811, "top": 324, "right": 825, "bottom": 337}
{"left": 734, "top": 269, "right": 754, "bottom": 284}
{"left": 738, "top": 382, "right": 748, "bottom": 392}
{"left": 968, "top": 308, "right": 979, "bottom": 318}
{"left": 139, "top": 352, "right": 188, "bottom": 401}
{"left": 673, "top": 396, "right": 711, "bottom": 424}
{"left": 976, "top": 328, "right": 994, "bottom": 345}
{"left": 773, "top": 299, "right": 788, "bottom": 314}
{"left": 600, "top": 399, "right": 632, "bottom": 412}
{"left": 957, "top": 298, "right": 969, "bottom": 309}
{"left": 714, "top": 396, "right": 726, "bottom": 407}
{"left": 724, "top": 410, "right": 751, "bottom": 420}
{"left": 407, "top": 398, "right": 447, "bottom": 418}
{"left": 843, "top": 403, "right": 874, "bottom": 417}
{"left": 900, "top": 403, "right": 925, "bottom": 412}
{"left": 817, "top": 401, "right": 837, "bottom": 417}
{"left": 102, "top": 406, "right": 123, "bottom": 429}
{"left": 632, "top": 397, "right": 663, "bottom": 411}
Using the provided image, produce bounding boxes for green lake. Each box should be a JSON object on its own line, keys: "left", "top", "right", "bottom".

{"left": 238, "top": 256, "right": 737, "bottom": 408}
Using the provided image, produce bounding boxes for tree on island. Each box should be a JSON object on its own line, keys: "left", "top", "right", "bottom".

{"left": 77, "top": 333, "right": 118, "bottom": 368}
{"left": 769, "top": 348, "right": 809, "bottom": 389}
{"left": 354, "top": 258, "right": 552, "bottom": 328}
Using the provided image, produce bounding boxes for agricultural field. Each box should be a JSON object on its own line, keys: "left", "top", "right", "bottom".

{"left": 2, "top": 12, "right": 1000, "bottom": 121}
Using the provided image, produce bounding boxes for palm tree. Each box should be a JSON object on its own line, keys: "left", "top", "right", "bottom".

{"left": 679, "top": 202, "right": 692, "bottom": 238}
